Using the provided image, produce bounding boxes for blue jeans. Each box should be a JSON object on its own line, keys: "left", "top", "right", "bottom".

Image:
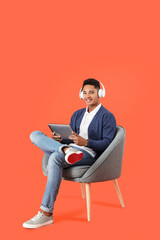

{"left": 30, "top": 130, "right": 96, "bottom": 213}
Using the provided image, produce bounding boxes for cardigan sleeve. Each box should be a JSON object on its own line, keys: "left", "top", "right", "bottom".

{"left": 87, "top": 113, "right": 116, "bottom": 153}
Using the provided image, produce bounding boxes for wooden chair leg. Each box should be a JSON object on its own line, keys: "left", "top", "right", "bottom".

{"left": 113, "top": 179, "right": 125, "bottom": 208}
{"left": 85, "top": 183, "right": 91, "bottom": 221}
{"left": 80, "top": 183, "right": 85, "bottom": 199}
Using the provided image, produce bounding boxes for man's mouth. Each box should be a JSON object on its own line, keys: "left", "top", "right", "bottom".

{"left": 85, "top": 99, "right": 92, "bottom": 103}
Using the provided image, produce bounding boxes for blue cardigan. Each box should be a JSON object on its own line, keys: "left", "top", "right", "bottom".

{"left": 62, "top": 105, "right": 116, "bottom": 159}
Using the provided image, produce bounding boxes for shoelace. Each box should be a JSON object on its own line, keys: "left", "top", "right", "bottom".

{"left": 32, "top": 211, "right": 44, "bottom": 222}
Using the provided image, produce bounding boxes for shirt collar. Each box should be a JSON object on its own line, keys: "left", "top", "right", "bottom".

{"left": 86, "top": 103, "right": 102, "bottom": 115}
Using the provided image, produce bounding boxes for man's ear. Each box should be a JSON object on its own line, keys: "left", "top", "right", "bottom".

{"left": 97, "top": 89, "right": 99, "bottom": 97}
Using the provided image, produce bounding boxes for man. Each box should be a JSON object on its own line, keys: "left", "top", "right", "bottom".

{"left": 23, "top": 78, "right": 116, "bottom": 229}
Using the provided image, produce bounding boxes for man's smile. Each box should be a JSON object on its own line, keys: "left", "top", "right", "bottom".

{"left": 85, "top": 99, "right": 92, "bottom": 103}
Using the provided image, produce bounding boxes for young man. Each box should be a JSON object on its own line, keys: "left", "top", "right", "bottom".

{"left": 23, "top": 78, "right": 116, "bottom": 229}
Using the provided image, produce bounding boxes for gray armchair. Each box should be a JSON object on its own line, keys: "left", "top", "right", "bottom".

{"left": 42, "top": 125, "right": 126, "bottom": 221}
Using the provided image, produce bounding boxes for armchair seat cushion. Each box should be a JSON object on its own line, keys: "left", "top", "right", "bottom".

{"left": 62, "top": 166, "right": 90, "bottom": 179}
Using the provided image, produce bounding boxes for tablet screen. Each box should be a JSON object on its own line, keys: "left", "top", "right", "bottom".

{"left": 48, "top": 124, "right": 73, "bottom": 139}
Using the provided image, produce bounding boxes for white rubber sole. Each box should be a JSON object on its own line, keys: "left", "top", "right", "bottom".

{"left": 23, "top": 219, "right": 54, "bottom": 229}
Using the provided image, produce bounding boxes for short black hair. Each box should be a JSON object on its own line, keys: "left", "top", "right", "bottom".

{"left": 82, "top": 78, "right": 100, "bottom": 91}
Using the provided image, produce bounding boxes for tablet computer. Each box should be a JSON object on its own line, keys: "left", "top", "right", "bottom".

{"left": 48, "top": 124, "right": 73, "bottom": 139}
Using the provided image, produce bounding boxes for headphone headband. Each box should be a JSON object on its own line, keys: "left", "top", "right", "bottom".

{"left": 79, "top": 81, "right": 106, "bottom": 99}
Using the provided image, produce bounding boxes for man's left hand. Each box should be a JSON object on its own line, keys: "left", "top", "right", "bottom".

{"left": 69, "top": 132, "right": 88, "bottom": 146}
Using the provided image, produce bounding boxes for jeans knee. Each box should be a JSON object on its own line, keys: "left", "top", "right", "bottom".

{"left": 48, "top": 152, "right": 64, "bottom": 168}
{"left": 30, "top": 130, "right": 42, "bottom": 143}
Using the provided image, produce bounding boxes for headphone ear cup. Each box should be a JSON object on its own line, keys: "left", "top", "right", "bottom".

{"left": 98, "top": 89, "right": 103, "bottom": 98}
{"left": 79, "top": 90, "right": 83, "bottom": 99}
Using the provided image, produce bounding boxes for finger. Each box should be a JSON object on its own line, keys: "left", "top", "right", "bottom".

{"left": 51, "top": 132, "right": 61, "bottom": 137}
{"left": 72, "top": 131, "right": 79, "bottom": 136}
{"left": 56, "top": 137, "right": 62, "bottom": 140}
{"left": 69, "top": 135, "right": 76, "bottom": 140}
{"left": 51, "top": 132, "right": 56, "bottom": 135}
{"left": 69, "top": 136, "right": 74, "bottom": 140}
{"left": 74, "top": 140, "right": 78, "bottom": 144}
{"left": 53, "top": 136, "right": 61, "bottom": 140}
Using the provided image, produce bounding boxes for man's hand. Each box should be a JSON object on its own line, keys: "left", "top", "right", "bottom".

{"left": 69, "top": 132, "right": 88, "bottom": 146}
{"left": 51, "top": 132, "right": 62, "bottom": 142}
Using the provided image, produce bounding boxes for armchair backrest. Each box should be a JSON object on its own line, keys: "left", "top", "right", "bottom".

{"left": 79, "top": 125, "right": 126, "bottom": 183}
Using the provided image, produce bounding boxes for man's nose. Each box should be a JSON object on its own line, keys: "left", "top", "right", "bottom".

{"left": 86, "top": 93, "right": 91, "bottom": 98}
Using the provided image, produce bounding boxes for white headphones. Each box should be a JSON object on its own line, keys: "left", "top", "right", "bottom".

{"left": 79, "top": 81, "right": 106, "bottom": 99}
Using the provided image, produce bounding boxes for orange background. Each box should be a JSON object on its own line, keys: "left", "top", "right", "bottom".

{"left": 0, "top": 0, "right": 160, "bottom": 239}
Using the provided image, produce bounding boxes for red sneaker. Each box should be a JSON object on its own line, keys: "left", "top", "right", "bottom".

{"left": 65, "top": 148, "right": 83, "bottom": 164}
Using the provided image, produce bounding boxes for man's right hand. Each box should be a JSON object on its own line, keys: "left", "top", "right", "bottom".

{"left": 51, "top": 132, "right": 62, "bottom": 142}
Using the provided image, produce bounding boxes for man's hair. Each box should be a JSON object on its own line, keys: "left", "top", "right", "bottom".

{"left": 82, "top": 78, "right": 100, "bottom": 91}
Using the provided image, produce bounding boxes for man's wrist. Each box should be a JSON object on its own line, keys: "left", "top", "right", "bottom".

{"left": 85, "top": 139, "right": 88, "bottom": 147}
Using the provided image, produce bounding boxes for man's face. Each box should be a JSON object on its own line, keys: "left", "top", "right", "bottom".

{"left": 82, "top": 85, "right": 100, "bottom": 107}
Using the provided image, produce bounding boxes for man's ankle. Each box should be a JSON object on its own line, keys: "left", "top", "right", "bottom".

{"left": 40, "top": 209, "right": 52, "bottom": 217}
{"left": 62, "top": 147, "right": 70, "bottom": 154}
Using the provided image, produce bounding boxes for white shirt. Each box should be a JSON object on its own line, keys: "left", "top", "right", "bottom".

{"left": 70, "top": 103, "right": 102, "bottom": 157}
